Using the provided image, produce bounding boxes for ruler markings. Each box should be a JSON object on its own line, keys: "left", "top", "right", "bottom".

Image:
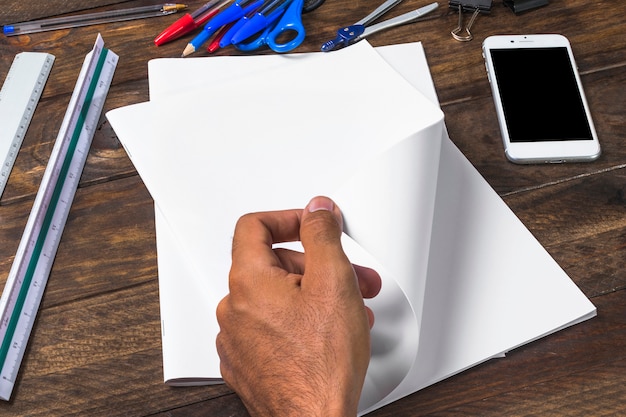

{"left": 0, "top": 52, "right": 54, "bottom": 198}
{"left": 0, "top": 34, "right": 117, "bottom": 401}
{"left": 0, "top": 46, "right": 107, "bottom": 368}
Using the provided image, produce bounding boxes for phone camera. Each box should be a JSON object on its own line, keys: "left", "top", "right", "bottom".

{"left": 510, "top": 40, "right": 515, "bottom": 43}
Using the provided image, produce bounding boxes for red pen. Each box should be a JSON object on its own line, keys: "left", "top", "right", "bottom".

{"left": 154, "top": 0, "right": 231, "bottom": 46}
{"left": 207, "top": 21, "right": 236, "bottom": 53}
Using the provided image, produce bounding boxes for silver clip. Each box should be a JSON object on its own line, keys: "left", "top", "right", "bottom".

{"left": 451, "top": 4, "right": 480, "bottom": 41}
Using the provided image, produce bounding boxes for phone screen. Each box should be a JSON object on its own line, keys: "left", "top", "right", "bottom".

{"left": 489, "top": 47, "right": 593, "bottom": 143}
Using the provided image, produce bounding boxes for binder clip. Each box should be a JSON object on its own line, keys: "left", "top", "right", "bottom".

{"left": 503, "top": 0, "right": 548, "bottom": 14}
{"left": 449, "top": 0, "right": 492, "bottom": 41}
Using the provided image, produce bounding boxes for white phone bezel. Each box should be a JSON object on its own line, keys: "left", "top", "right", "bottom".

{"left": 482, "top": 34, "right": 601, "bottom": 164}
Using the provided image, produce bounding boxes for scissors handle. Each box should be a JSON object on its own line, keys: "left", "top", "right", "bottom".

{"left": 235, "top": 24, "right": 271, "bottom": 51}
{"left": 265, "top": 0, "right": 306, "bottom": 53}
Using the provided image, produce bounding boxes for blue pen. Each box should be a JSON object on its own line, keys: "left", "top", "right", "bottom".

{"left": 218, "top": 3, "right": 264, "bottom": 48}
{"left": 181, "top": 0, "right": 262, "bottom": 57}
{"left": 229, "top": 0, "right": 291, "bottom": 45}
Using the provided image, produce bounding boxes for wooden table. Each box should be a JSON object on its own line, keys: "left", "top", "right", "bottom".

{"left": 0, "top": 0, "right": 624, "bottom": 415}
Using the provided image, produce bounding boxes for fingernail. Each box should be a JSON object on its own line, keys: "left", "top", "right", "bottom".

{"left": 307, "top": 196, "right": 334, "bottom": 213}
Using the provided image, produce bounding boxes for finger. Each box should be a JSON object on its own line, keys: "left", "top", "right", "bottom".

{"left": 231, "top": 208, "right": 303, "bottom": 272}
{"left": 272, "top": 248, "right": 305, "bottom": 275}
{"left": 299, "top": 196, "right": 356, "bottom": 294}
{"left": 274, "top": 248, "right": 382, "bottom": 299}
{"left": 365, "top": 306, "right": 376, "bottom": 328}
{"left": 353, "top": 264, "right": 382, "bottom": 299}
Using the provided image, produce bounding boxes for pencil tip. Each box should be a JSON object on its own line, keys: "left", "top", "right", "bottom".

{"left": 181, "top": 43, "right": 196, "bottom": 58}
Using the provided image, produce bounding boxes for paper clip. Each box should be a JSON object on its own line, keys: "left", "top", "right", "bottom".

{"left": 449, "top": 0, "right": 491, "bottom": 42}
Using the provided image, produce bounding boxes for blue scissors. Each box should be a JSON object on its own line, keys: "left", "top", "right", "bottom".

{"left": 226, "top": 0, "right": 323, "bottom": 53}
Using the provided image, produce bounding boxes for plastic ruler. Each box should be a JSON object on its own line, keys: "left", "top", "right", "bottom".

{"left": 0, "top": 52, "right": 55, "bottom": 198}
{"left": 0, "top": 34, "right": 118, "bottom": 401}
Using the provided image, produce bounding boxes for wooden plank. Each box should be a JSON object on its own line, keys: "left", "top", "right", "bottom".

{"left": 0, "top": 79, "right": 144, "bottom": 204}
{"left": 121, "top": 288, "right": 626, "bottom": 416}
{"left": 437, "top": 362, "right": 626, "bottom": 416}
{"left": 328, "top": 1, "right": 626, "bottom": 106}
{"left": 364, "top": 289, "right": 626, "bottom": 416}
{"left": 503, "top": 166, "right": 626, "bottom": 297}
{"left": 0, "top": 0, "right": 624, "bottom": 101}
{"left": 0, "top": 25, "right": 623, "bottom": 204}
{"left": 0, "top": 1, "right": 187, "bottom": 98}
{"left": 0, "top": 0, "right": 623, "bottom": 203}
{"left": 1, "top": 123, "right": 623, "bottom": 415}
{"left": 442, "top": 64, "right": 626, "bottom": 194}
{"left": 0, "top": 176, "right": 157, "bottom": 307}
{"left": 0, "top": 282, "right": 234, "bottom": 416}
{"left": 1, "top": 150, "right": 623, "bottom": 415}
{"left": 152, "top": 392, "right": 249, "bottom": 416}
{"left": 0, "top": 0, "right": 147, "bottom": 26}
{"left": 0, "top": 0, "right": 624, "bottom": 416}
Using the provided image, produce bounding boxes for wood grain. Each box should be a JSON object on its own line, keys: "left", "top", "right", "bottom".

{"left": 0, "top": 0, "right": 625, "bottom": 415}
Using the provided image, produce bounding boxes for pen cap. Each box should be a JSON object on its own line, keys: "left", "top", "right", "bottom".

{"left": 155, "top": 14, "right": 195, "bottom": 46}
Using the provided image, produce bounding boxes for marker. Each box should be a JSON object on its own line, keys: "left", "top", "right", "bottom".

{"left": 154, "top": 0, "right": 231, "bottom": 46}
{"left": 181, "top": 0, "right": 263, "bottom": 57}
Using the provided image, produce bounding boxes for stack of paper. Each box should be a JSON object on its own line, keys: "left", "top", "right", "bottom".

{"left": 106, "top": 41, "right": 596, "bottom": 415}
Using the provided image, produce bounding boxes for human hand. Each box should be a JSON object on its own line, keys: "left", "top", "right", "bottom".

{"left": 216, "top": 196, "right": 382, "bottom": 417}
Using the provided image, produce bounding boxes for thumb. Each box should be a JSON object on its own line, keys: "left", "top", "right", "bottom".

{"left": 300, "top": 196, "right": 356, "bottom": 293}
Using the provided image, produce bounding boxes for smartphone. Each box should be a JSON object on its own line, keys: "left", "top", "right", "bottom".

{"left": 482, "top": 34, "right": 600, "bottom": 164}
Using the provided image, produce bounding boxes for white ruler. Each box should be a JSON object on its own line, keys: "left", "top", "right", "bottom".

{"left": 0, "top": 52, "right": 55, "bottom": 198}
{"left": 0, "top": 34, "right": 118, "bottom": 401}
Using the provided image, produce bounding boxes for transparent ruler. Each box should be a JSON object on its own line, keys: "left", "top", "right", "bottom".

{"left": 0, "top": 34, "right": 118, "bottom": 401}
{"left": 0, "top": 52, "right": 55, "bottom": 198}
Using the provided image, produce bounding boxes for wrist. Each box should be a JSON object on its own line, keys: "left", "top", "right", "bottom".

{"left": 325, "top": 402, "right": 358, "bottom": 417}
{"left": 247, "top": 390, "right": 358, "bottom": 417}
{"left": 290, "top": 400, "right": 357, "bottom": 417}
{"left": 311, "top": 385, "right": 360, "bottom": 417}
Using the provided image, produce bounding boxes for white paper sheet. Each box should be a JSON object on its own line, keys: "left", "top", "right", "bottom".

{"left": 110, "top": 42, "right": 444, "bottom": 411}
{"left": 106, "top": 41, "right": 596, "bottom": 415}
